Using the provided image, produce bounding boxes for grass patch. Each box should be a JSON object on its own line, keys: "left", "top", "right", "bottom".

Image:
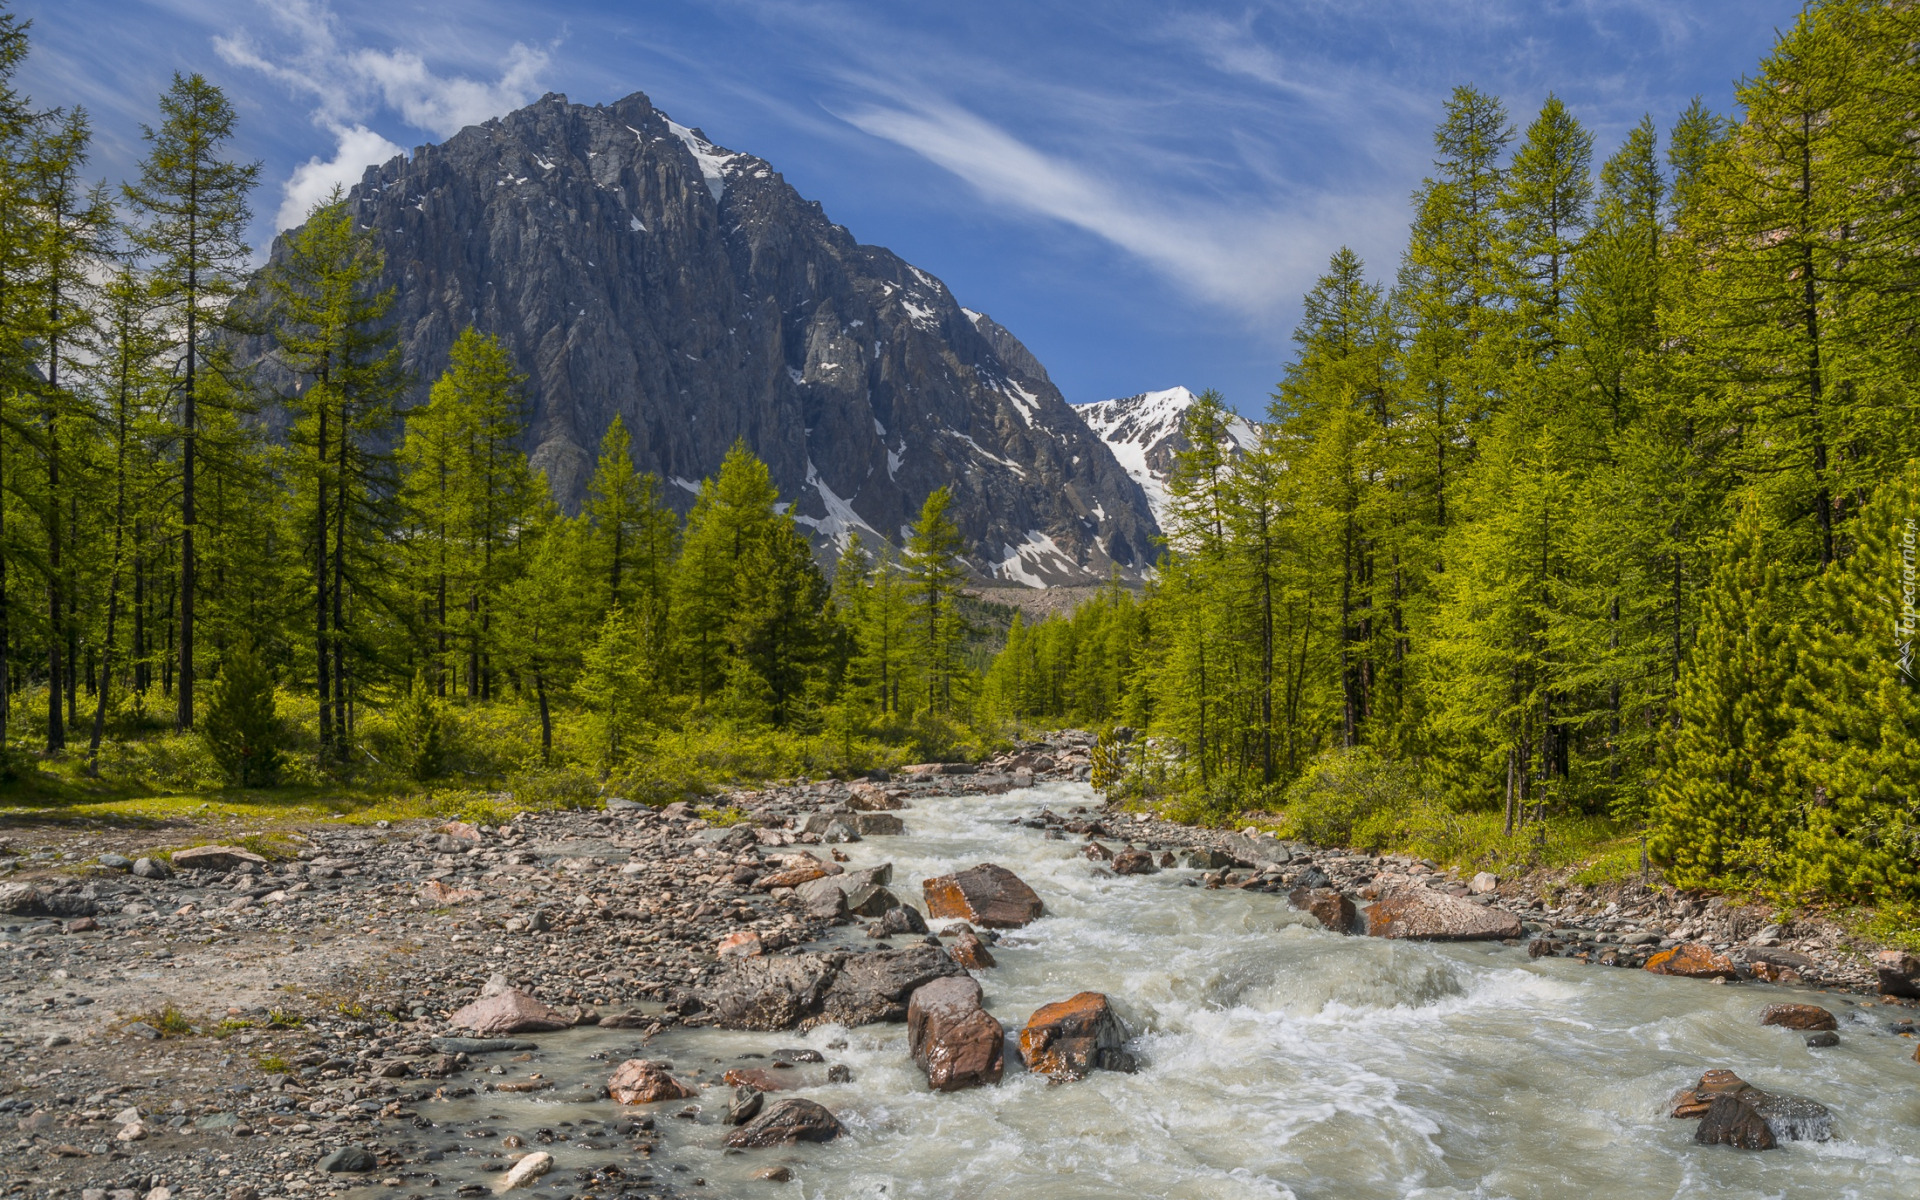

{"left": 254, "top": 1054, "right": 292, "bottom": 1074}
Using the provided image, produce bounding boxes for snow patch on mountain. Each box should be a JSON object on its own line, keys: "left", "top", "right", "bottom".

{"left": 1073, "top": 386, "right": 1258, "bottom": 528}
{"left": 664, "top": 118, "right": 741, "bottom": 201}
{"left": 995, "top": 531, "right": 1078, "bottom": 587}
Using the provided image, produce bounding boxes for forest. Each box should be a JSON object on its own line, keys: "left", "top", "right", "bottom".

{"left": 0, "top": 5, "right": 989, "bottom": 812}
{"left": 986, "top": 0, "right": 1920, "bottom": 909}
{"left": 2, "top": 1, "right": 1916, "bottom": 915}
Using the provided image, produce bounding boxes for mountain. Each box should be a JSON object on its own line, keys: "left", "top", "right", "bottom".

{"left": 253, "top": 91, "right": 1159, "bottom": 586}
{"left": 1072, "top": 387, "right": 1259, "bottom": 529}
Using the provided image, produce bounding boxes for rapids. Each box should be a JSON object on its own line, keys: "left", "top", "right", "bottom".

{"left": 408, "top": 781, "right": 1920, "bottom": 1199}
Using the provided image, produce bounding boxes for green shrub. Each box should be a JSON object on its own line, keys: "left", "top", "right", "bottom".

{"left": 392, "top": 673, "right": 449, "bottom": 782}
{"left": 1282, "top": 746, "right": 1425, "bottom": 848}
{"left": 200, "top": 646, "right": 285, "bottom": 788}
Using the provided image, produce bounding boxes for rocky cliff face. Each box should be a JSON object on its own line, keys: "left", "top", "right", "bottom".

{"left": 261, "top": 91, "right": 1158, "bottom": 584}
{"left": 1073, "top": 387, "right": 1259, "bottom": 530}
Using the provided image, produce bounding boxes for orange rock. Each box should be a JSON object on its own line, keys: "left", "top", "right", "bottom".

{"left": 921, "top": 864, "right": 1044, "bottom": 928}
{"left": 449, "top": 988, "right": 572, "bottom": 1036}
{"left": 1359, "top": 888, "right": 1521, "bottom": 940}
{"left": 1644, "top": 942, "right": 1740, "bottom": 980}
{"left": 1018, "top": 992, "right": 1133, "bottom": 1079}
{"left": 1749, "top": 961, "right": 1803, "bottom": 986}
{"left": 716, "top": 930, "right": 764, "bottom": 958}
{"left": 1289, "top": 887, "right": 1356, "bottom": 934}
{"left": 1670, "top": 1068, "right": 1751, "bottom": 1118}
{"left": 754, "top": 864, "right": 832, "bottom": 891}
{"left": 1758, "top": 1003, "right": 1836, "bottom": 1031}
{"left": 949, "top": 929, "right": 996, "bottom": 970}
{"left": 607, "top": 1059, "right": 698, "bottom": 1104}
{"left": 438, "top": 821, "right": 483, "bottom": 843}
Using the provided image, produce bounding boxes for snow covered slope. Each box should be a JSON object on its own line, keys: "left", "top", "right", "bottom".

{"left": 1072, "top": 387, "right": 1260, "bottom": 529}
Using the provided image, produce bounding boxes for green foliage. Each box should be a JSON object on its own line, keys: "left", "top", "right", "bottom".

{"left": 1281, "top": 747, "right": 1427, "bottom": 848}
{"left": 391, "top": 673, "right": 448, "bottom": 782}
{"left": 199, "top": 646, "right": 285, "bottom": 788}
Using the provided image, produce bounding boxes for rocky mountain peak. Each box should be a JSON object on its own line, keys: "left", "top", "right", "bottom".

{"left": 1073, "top": 387, "right": 1259, "bottom": 529}
{"left": 256, "top": 89, "right": 1160, "bottom": 585}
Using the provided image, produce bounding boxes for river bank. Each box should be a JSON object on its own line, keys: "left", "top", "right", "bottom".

{"left": 3, "top": 737, "right": 1917, "bottom": 1199}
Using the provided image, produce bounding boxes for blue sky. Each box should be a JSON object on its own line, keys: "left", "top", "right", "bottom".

{"left": 23, "top": 1, "right": 1796, "bottom": 414}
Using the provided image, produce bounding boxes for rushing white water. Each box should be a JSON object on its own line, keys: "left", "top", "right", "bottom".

{"left": 420, "top": 782, "right": 1920, "bottom": 1199}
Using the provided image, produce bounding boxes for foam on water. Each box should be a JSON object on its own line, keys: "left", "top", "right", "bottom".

{"left": 407, "top": 782, "right": 1920, "bottom": 1199}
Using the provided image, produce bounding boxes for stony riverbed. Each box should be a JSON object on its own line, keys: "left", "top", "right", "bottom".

{"left": 3, "top": 736, "right": 1918, "bottom": 1199}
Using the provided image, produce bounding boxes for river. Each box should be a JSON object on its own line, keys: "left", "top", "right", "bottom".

{"left": 415, "top": 780, "right": 1920, "bottom": 1199}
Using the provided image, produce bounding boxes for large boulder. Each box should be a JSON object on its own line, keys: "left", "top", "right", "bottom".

{"left": 1758, "top": 1003, "right": 1837, "bottom": 1032}
{"left": 922, "top": 864, "right": 1044, "bottom": 928}
{"left": 724, "top": 1098, "right": 843, "bottom": 1148}
{"left": 606, "top": 1059, "right": 698, "bottom": 1104}
{"left": 695, "top": 955, "right": 838, "bottom": 1031}
{"left": 1018, "top": 992, "right": 1134, "bottom": 1079}
{"left": 447, "top": 988, "right": 573, "bottom": 1035}
{"left": 847, "top": 785, "right": 905, "bottom": 812}
{"left": 1695, "top": 1094, "right": 1776, "bottom": 1150}
{"left": 815, "top": 946, "right": 967, "bottom": 1026}
{"left": 1360, "top": 889, "right": 1522, "bottom": 941}
{"left": 1874, "top": 949, "right": 1920, "bottom": 998}
{"left": 794, "top": 876, "right": 850, "bottom": 920}
{"left": 907, "top": 976, "right": 1004, "bottom": 1091}
{"left": 948, "top": 926, "right": 996, "bottom": 969}
{"left": 1110, "top": 849, "right": 1157, "bottom": 875}
{"left": 170, "top": 845, "right": 269, "bottom": 873}
{"left": 852, "top": 813, "right": 905, "bottom": 836}
{"left": 1289, "top": 887, "right": 1357, "bottom": 934}
{"left": 1644, "top": 943, "right": 1740, "bottom": 980}
{"left": 0, "top": 884, "right": 97, "bottom": 919}
{"left": 1221, "top": 832, "right": 1292, "bottom": 867}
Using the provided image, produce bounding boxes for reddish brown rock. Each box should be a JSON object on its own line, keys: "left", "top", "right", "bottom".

{"left": 716, "top": 930, "right": 764, "bottom": 958}
{"left": 1288, "top": 887, "right": 1357, "bottom": 934}
{"left": 1748, "top": 961, "right": 1803, "bottom": 986}
{"left": 606, "top": 1059, "right": 698, "bottom": 1104}
{"left": 1670, "top": 1069, "right": 1752, "bottom": 1119}
{"left": 949, "top": 927, "right": 996, "bottom": 970}
{"left": 1359, "top": 888, "right": 1522, "bottom": 941}
{"left": 1758, "top": 1003, "right": 1837, "bottom": 1032}
{"left": 1110, "top": 849, "right": 1158, "bottom": 875}
{"left": 724, "top": 1098, "right": 843, "bottom": 1148}
{"left": 922, "top": 864, "right": 1044, "bottom": 928}
{"left": 1644, "top": 943, "right": 1739, "bottom": 980}
{"left": 907, "top": 976, "right": 1005, "bottom": 1091}
{"left": 438, "top": 821, "right": 483, "bottom": 843}
{"left": 1018, "top": 992, "right": 1134, "bottom": 1079}
{"left": 1082, "top": 841, "right": 1112, "bottom": 862}
{"left": 447, "top": 988, "right": 572, "bottom": 1035}
{"left": 170, "top": 845, "right": 269, "bottom": 872}
{"left": 755, "top": 864, "right": 834, "bottom": 891}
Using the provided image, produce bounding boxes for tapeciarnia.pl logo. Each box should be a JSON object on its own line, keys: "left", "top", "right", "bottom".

{"left": 1901, "top": 517, "right": 1917, "bottom": 682}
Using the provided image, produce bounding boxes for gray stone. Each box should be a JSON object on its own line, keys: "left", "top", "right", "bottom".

{"left": 844, "top": 884, "right": 899, "bottom": 917}
{"left": 427, "top": 1037, "right": 540, "bottom": 1054}
{"left": 318, "top": 1146, "right": 378, "bottom": 1173}
{"left": 96, "top": 854, "right": 133, "bottom": 871}
{"left": 724, "top": 1098, "right": 843, "bottom": 1148}
{"left": 1220, "top": 833, "right": 1292, "bottom": 867}
{"left": 131, "top": 857, "right": 173, "bottom": 880}
{"left": 816, "top": 945, "right": 966, "bottom": 1026}
{"left": 880, "top": 904, "right": 928, "bottom": 936}
{"left": 851, "top": 813, "right": 905, "bottom": 836}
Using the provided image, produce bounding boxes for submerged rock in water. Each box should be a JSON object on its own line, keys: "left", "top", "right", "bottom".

{"left": 727, "top": 1084, "right": 764, "bottom": 1126}
{"left": 907, "top": 975, "right": 1005, "bottom": 1091}
{"left": 724, "top": 1098, "right": 844, "bottom": 1147}
{"left": 1758, "top": 1003, "right": 1837, "bottom": 1031}
{"left": 1696, "top": 1094, "right": 1776, "bottom": 1150}
{"left": 606, "top": 1059, "right": 698, "bottom": 1104}
{"left": 922, "top": 863, "right": 1045, "bottom": 928}
{"left": 1019, "top": 992, "right": 1134, "bottom": 1079}
{"left": 1671, "top": 1069, "right": 1832, "bottom": 1145}
{"left": 493, "top": 1150, "right": 553, "bottom": 1193}
{"left": 1359, "top": 888, "right": 1522, "bottom": 941}
{"left": 1288, "top": 887, "right": 1357, "bottom": 934}
{"left": 1644, "top": 943, "right": 1740, "bottom": 980}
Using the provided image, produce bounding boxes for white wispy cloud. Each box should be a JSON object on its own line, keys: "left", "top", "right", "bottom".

{"left": 212, "top": 0, "right": 550, "bottom": 228}
{"left": 841, "top": 94, "right": 1400, "bottom": 320}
